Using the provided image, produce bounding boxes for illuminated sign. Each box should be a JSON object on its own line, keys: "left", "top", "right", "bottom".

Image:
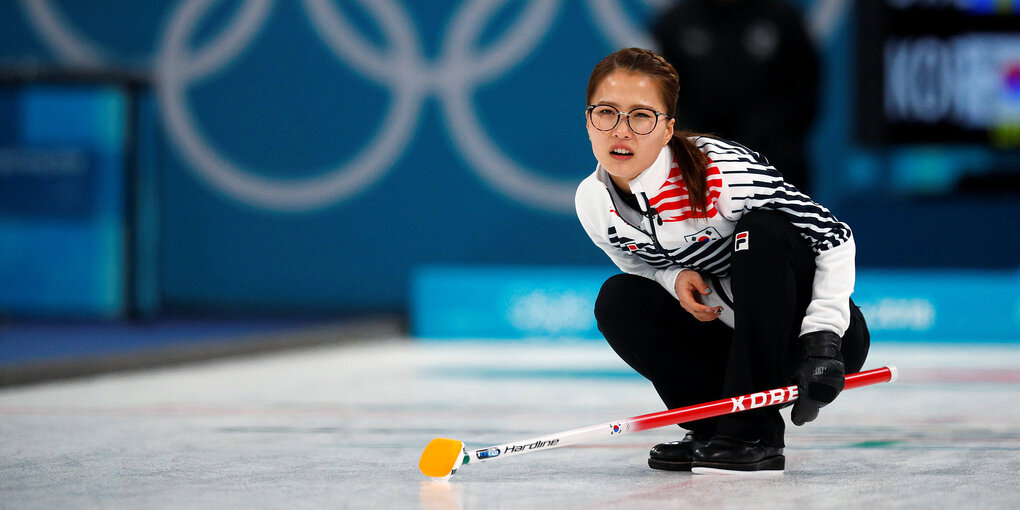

{"left": 857, "top": 0, "right": 1020, "bottom": 146}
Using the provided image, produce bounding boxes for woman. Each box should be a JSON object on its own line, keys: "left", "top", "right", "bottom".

{"left": 575, "top": 48, "right": 869, "bottom": 474}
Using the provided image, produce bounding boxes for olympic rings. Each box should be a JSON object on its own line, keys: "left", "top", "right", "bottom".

{"left": 20, "top": 0, "right": 841, "bottom": 212}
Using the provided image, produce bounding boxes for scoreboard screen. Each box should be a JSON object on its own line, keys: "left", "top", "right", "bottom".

{"left": 856, "top": 0, "right": 1020, "bottom": 147}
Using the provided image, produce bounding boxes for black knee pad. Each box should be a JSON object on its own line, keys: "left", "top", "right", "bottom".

{"left": 594, "top": 274, "right": 648, "bottom": 324}
{"left": 733, "top": 211, "right": 799, "bottom": 248}
{"left": 841, "top": 300, "right": 871, "bottom": 373}
{"left": 731, "top": 210, "right": 812, "bottom": 266}
{"left": 734, "top": 210, "right": 787, "bottom": 231}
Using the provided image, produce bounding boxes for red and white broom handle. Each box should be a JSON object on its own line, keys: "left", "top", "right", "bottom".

{"left": 467, "top": 366, "right": 896, "bottom": 464}
{"left": 627, "top": 365, "right": 897, "bottom": 432}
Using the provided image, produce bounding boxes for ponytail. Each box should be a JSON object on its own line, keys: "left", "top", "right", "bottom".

{"left": 667, "top": 131, "right": 710, "bottom": 214}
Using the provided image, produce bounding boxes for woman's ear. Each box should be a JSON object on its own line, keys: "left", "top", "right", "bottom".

{"left": 664, "top": 117, "right": 675, "bottom": 145}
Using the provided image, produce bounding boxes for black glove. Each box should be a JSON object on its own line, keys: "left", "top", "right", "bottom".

{"left": 791, "top": 331, "right": 845, "bottom": 426}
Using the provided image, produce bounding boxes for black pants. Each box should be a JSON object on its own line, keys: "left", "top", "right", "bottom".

{"left": 594, "top": 211, "right": 869, "bottom": 447}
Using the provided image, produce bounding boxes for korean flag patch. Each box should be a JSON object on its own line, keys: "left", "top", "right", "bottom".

{"left": 684, "top": 226, "right": 722, "bottom": 243}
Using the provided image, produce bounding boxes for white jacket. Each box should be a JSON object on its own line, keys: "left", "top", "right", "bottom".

{"left": 575, "top": 137, "right": 856, "bottom": 337}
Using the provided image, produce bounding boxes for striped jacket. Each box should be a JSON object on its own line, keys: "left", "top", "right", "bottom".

{"left": 575, "top": 137, "right": 856, "bottom": 337}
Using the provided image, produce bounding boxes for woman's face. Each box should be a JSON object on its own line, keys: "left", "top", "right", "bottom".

{"left": 586, "top": 70, "right": 675, "bottom": 190}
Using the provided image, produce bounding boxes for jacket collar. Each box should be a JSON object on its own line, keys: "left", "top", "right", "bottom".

{"left": 627, "top": 145, "right": 673, "bottom": 197}
{"left": 595, "top": 145, "right": 673, "bottom": 202}
{"left": 595, "top": 146, "right": 672, "bottom": 227}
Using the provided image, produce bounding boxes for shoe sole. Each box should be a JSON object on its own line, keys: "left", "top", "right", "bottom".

{"left": 691, "top": 455, "right": 785, "bottom": 475}
{"left": 648, "top": 458, "right": 692, "bottom": 472}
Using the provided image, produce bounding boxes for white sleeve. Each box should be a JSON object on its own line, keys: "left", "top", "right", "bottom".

{"left": 710, "top": 141, "right": 855, "bottom": 337}
{"left": 799, "top": 237, "right": 855, "bottom": 336}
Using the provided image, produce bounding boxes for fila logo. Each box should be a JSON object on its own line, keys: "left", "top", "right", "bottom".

{"left": 626, "top": 243, "right": 640, "bottom": 252}
{"left": 734, "top": 231, "right": 750, "bottom": 251}
{"left": 684, "top": 226, "right": 722, "bottom": 243}
{"left": 730, "top": 386, "right": 798, "bottom": 412}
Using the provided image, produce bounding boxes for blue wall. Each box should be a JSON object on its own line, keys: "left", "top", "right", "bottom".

{"left": 0, "top": 1, "right": 1016, "bottom": 316}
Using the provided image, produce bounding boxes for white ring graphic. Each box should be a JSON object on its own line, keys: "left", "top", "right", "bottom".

{"left": 20, "top": 0, "right": 105, "bottom": 66}
{"left": 22, "top": 0, "right": 773, "bottom": 213}
{"left": 157, "top": 0, "right": 427, "bottom": 211}
{"left": 586, "top": 0, "right": 668, "bottom": 52}
{"left": 437, "top": 0, "right": 577, "bottom": 212}
{"left": 20, "top": 0, "right": 272, "bottom": 71}
{"left": 302, "top": 0, "right": 426, "bottom": 84}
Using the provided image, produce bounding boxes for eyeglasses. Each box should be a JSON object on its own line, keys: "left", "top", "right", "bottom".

{"left": 586, "top": 104, "right": 670, "bottom": 135}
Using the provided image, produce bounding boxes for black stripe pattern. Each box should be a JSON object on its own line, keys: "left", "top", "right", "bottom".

{"left": 606, "top": 137, "right": 852, "bottom": 277}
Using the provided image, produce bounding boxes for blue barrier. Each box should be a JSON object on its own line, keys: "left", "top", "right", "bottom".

{"left": 413, "top": 266, "right": 616, "bottom": 340}
{"left": 412, "top": 266, "right": 1020, "bottom": 342}
{"left": 0, "top": 86, "right": 129, "bottom": 317}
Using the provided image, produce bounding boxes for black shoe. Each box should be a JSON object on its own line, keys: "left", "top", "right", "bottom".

{"left": 691, "top": 436, "right": 785, "bottom": 474}
{"left": 648, "top": 432, "right": 703, "bottom": 471}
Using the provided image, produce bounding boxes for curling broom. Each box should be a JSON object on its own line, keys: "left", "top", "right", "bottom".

{"left": 419, "top": 366, "right": 897, "bottom": 478}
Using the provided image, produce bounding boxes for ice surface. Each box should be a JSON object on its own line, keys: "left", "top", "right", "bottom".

{"left": 1, "top": 339, "right": 1018, "bottom": 509}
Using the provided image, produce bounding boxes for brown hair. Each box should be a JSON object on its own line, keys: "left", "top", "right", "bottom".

{"left": 586, "top": 48, "right": 710, "bottom": 213}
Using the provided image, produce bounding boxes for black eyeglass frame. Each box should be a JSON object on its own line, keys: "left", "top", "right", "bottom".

{"left": 586, "top": 104, "right": 672, "bottom": 135}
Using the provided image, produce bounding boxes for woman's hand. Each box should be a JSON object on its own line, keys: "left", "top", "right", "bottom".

{"left": 674, "top": 270, "right": 722, "bottom": 322}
